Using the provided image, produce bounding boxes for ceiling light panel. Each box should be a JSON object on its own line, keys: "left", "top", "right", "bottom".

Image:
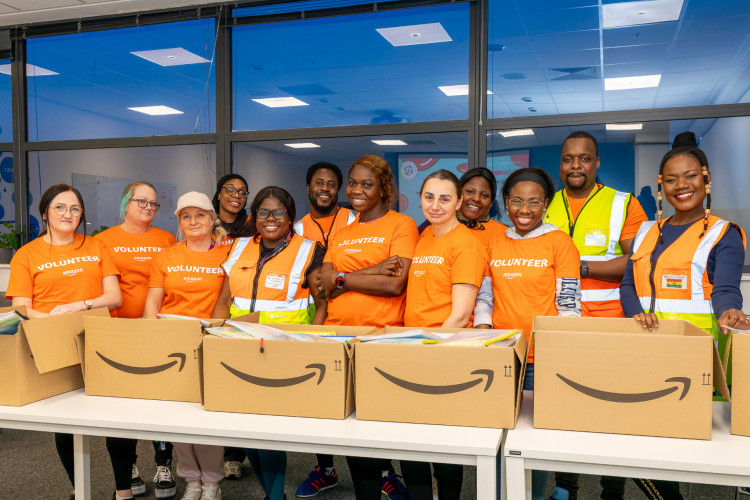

{"left": 252, "top": 97, "right": 309, "bottom": 108}
{"left": 376, "top": 22, "right": 452, "bottom": 47}
{"left": 0, "top": 63, "right": 58, "bottom": 76}
{"left": 131, "top": 48, "right": 210, "bottom": 66}
{"left": 605, "top": 74, "right": 661, "bottom": 90}
{"left": 603, "top": 0, "right": 684, "bottom": 29}
{"left": 128, "top": 105, "right": 183, "bottom": 115}
{"left": 285, "top": 143, "right": 320, "bottom": 148}
{"left": 372, "top": 140, "right": 407, "bottom": 146}
{"left": 438, "top": 85, "right": 493, "bottom": 96}
{"left": 606, "top": 123, "right": 643, "bottom": 131}
{"left": 498, "top": 129, "right": 534, "bottom": 137}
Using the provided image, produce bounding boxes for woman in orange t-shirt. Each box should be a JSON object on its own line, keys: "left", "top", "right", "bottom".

{"left": 144, "top": 192, "right": 228, "bottom": 500}
{"left": 421, "top": 167, "right": 506, "bottom": 248}
{"left": 95, "top": 181, "right": 177, "bottom": 500}
{"left": 401, "top": 169, "right": 485, "bottom": 500}
{"left": 316, "top": 155, "right": 418, "bottom": 500}
{"left": 6, "top": 184, "right": 122, "bottom": 497}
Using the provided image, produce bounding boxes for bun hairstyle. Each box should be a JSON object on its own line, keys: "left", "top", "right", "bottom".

{"left": 656, "top": 131, "right": 711, "bottom": 241}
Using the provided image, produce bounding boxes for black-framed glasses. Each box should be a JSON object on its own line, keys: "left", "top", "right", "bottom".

{"left": 222, "top": 186, "right": 249, "bottom": 198}
{"left": 51, "top": 204, "right": 83, "bottom": 216}
{"left": 508, "top": 198, "right": 545, "bottom": 212}
{"left": 131, "top": 198, "right": 160, "bottom": 210}
{"left": 257, "top": 208, "right": 288, "bottom": 220}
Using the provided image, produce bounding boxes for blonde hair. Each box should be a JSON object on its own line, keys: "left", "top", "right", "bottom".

{"left": 120, "top": 181, "right": 157, "bottom": 222}
{"left": 176, "top": 208, "right": 227, "bottom": 245}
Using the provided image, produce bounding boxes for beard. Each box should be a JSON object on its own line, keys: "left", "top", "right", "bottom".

{"left": 309, "top": 192, "right": 337, "bottom": 215}
{"left": 566, "top": 172, "right": 589, "bottom": 190}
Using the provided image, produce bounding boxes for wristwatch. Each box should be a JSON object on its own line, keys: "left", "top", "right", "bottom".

{"left": 84, "top": 299, "right": 93, "bottom": 310}
{"left": 580, "top": 261, "right": 589, "bottom": 279}
{"left": 335, "top": 272, "right": 346, "bottom": 290}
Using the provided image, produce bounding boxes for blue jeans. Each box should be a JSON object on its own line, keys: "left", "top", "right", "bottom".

{"left": 246, "top": 448, "right": 286, "bottom": 500}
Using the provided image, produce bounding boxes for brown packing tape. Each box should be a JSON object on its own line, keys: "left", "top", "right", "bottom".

{"left": 723, "top": 332, "right": 733, "bottom": 374}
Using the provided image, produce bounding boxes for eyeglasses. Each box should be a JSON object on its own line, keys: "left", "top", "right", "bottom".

{"left": 222, "top": 186, "right": 249, "bottom": 198}
{"left": 131, "top": 198, "right": 161, "bottom": 210}
{"left": 508, "top": 199, "right": 545, "bottom": 212}
{"left": 257, "top": 208, "right": 288, "bottom": 220}
{"left": 51, "top": 204, "right": 83, "bottom": 216}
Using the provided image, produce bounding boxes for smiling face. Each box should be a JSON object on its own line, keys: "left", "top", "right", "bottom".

{"left": 307, "top": 167, "right": 339, "bottom": 215}
{"left": 178, "top": 207, "right": 213, "bottom": 241}
{"left": 662, "top": 153, "right": 709, "bottom": 220}
{"left": 125, "top": 184, "right": 158, "bottom": 226}
{"left": 45, "top": 190, "right": 83, "bottom": 238}
{"left": 506, "top": 180, "right": 547, "bottom": 236}
{"left": 560, "top": 137, "right": 599, "bottom": 195}
{"left": 421, "top": 178, "right": 461, "bottom": 226}
{"left": 217, "top": 178, "right": 248, "bottom": 220}
{"left": 460, "top": 175, "right": 493, "bottom": 221}
{"left": 346, "top": 164, "right": 382, "bottom": 215}
{"left": 256, "top": 196, "right": 290, "bottom": 247}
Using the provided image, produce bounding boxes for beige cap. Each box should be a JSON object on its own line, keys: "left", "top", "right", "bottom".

{"left": 174, "top": 191, "right": 214, "bottom": 216}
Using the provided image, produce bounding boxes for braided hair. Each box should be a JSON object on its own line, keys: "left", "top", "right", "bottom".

{"left": 655, "top": 131, "right": 711, "bottom": 243}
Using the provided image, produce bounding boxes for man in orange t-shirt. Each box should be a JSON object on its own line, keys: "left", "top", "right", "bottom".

{"left": 405, "top": 224, "right": 485, "bottom": 327}
{"left": 294, "top": 162, "right": 356, "bottom": 247}
{"left": 324, "top": 210, "right": 418, "bottom": 328}
{"left": 148, "top": 243, "right": 228, "bottom": 318}
{"left": 96, "top": 225, "right": 176, "bottom": 318}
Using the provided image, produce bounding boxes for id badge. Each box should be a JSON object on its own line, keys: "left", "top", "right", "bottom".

{"left": 584, "top": 229, "right": 607, "bottom": 247}
{"left": 265, "top": 273, "right": 286, "bottom": 290}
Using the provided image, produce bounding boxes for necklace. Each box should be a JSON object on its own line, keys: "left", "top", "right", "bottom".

{"left": 43, "top": 234, "right": 76, "bottom": 259}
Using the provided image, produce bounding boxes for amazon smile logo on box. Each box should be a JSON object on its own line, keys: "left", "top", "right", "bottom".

{"left": 221, "top": 362, "right": 326, "bottom": 388}
{"left": 374, "top": 367, "right": 494, "bottom": 394}
{"left": 556, "top": 373, "right": 691, "bottom": 402}
{"left": 96, "top": 351, "right": 187, "bottom": 374}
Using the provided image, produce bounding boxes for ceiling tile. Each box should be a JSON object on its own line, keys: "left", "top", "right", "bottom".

{"left": 604, "top": 43, "right": 670, "bottom": 65}
{"left": 603, "top": 23, "right": 678, "bottom": 48}
{"left": 530, "top": 30, "right": 599, "bottom": 52}
{"left": 535, "top": 49, "right": 600, "bottom": 67}
{"left": 523, "top": 6, "right": 599, "bottom": 35}
{"left": 672, "top": 35, "right": 746, "bottom": 58}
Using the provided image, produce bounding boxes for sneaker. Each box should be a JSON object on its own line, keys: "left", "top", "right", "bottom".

{"left": 381, "top": 471, "right": 407, "bottom": 500}
{"left": 200, "top": 483, "right": 221, "bottom": 500}
{"left": 180, "top": 481, "right": 202, "bottom": 500}
{"left": 113, "top": 493, "right": 134, "bottom": 500}
{"left": 154, "top": 465, "right": 177, "bottom": 499}
{"left": 739, "top": 487, "right": 750, "bottom": 496}
{"left": 223, "top": 460, "right": 242, "bottom": 480}
{"left": 131, "top": 464, "right": 146, "bottom": 496}
{"left": 296, "top": 466, "right": 338, "bottom": 497}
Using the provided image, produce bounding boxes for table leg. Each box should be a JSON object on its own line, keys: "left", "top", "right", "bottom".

{"left": 73, "top": 434, "right": 91, "bottom": 500}
{"left": 505, "top": 456, "right": 530, "bottom": 500}
{"left": 476, "top": 455, "right": 497, "bottom": 499}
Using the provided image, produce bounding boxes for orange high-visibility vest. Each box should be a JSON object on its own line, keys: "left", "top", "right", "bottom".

{"left": 224, "top": 233, "right": 316, "bottom": 323}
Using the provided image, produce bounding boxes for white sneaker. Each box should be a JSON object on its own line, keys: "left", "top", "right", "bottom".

{"left": 154, "top": 465, "right": 177, "bottom": 498}
{"left": 180, "top": 481, "right": 202, "bottom": 500}
{"left": 131, "top": 464, "right": 146, "bottom": 496}
{"left": 200, "top": 483, "right": 221, "bottom": 500}
{"left": 223, "top": 460, "right": 242, "bottom": 480}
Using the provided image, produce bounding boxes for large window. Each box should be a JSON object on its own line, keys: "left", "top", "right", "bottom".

{"left": 25, "top": 19, "right": 216, "bottom": 141}
{"left": 233, "top": 131, "right": 467, "bottom": 227}
{"left": 233, "top": 3, "right": 470, "bottom": 131}
{"left": 28, "top": 145, "right": 216, "bottom": 238}
{"left": 487, "top": 0, "right": 750, "bottom": 118}
{"left": 0, "top": 57, "right": 10, "bottom": 142}
{"left": 487, "top": 116, "right": 750, "bottom": 266}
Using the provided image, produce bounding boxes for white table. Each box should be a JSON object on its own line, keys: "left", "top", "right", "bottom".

{"left": 504, "top": 390, "right": 750, "bottom": 499}
{"left": 0, "top": 389, "right": 504, "bottom": 499}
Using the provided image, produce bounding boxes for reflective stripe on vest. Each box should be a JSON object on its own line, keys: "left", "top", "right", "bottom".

{"left": 638, "top": 296, "right": 713, "bottom": 315}
{"left": 223, "top": 237, "right": 251, "bottom": 275}
{"left": 631, "top": 220, "right": 657, "bottom": 253}
{"left": 582, "top": 287, "right": 620, "bottom": 302}
{"left": 690, "top": 220, "right": 729, "bottom": 301}
{"left": 293, "top": 220, "right": 303, "bottom": 235}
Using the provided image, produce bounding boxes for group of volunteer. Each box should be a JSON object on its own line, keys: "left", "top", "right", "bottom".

{"left": 5, "top": 130, "right": 749, "bottom": 500}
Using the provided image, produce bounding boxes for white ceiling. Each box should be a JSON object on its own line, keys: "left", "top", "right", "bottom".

{"left": 0, "top": 0, "right": 230, "bottom": 29}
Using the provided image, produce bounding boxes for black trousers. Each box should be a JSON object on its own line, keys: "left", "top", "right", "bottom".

{"left": 153, "top": 441, "right": 173, "bottom": 466}
{"left": 555, "top": 472, "right": 626, "bottom": 499}
{"left": 107, "top": 437, "right": 138, "bottom": 491}
{"left": 345, "top": 456, "right": 391, "bottom": 500}
{"left": 400, "top": 461, "right": 462, "bottom": 500}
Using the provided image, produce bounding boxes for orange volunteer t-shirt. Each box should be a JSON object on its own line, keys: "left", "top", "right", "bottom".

{"left": 487, "top": 228, "right": 580, "bottom": 362}
{"left": 405, "top": 224, "right": 486, "bottom": 328}
{"left": 420, "top": 218, "right": 507, "bottom": 249}
{"left": 6, "top": 234, "right": 120, "bottom": 314}
{"left": 95, "top": 225, "right": 176, "bottom": 318}
{"left": 149, "top": 242, "right": 229, "bottom": 318}
{"left": 324, "top": 210, "right": 418, "bottom": 328}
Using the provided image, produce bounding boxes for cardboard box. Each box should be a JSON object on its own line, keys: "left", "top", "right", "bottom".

{"left": 79, "top": 316, "right": 206, "bottom": 403}
{"left": 533, "top": 316, "right": 729, "bottom": 440}
{"left": 203, "top": 324, "right": 374, "bottom": 418}
{"left": 355, "top": 327, "right": 528, "bottom": 428}
{"left": 728, "top": 333, "right": 750, "bottom": 436}
{"left": 0, "top": 306, "right": 110, "bottom": 406}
